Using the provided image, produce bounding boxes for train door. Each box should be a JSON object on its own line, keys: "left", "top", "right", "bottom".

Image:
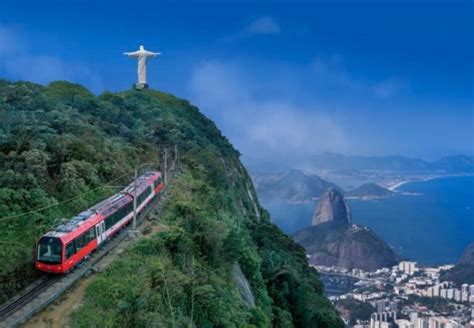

{"left": 96, "top": 221, "right": 107, "bottom": 245}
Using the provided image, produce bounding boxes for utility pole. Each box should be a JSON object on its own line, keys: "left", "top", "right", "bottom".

{"left": 164, "top": 148, "right": 168, "bottom": 185}
{"left": 132, "top": 169, "right": 138, "bottom": 232}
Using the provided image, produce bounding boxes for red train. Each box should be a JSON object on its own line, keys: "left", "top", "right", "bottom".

{"left": 35, "top": 171, "right": 164, "bottom": 274}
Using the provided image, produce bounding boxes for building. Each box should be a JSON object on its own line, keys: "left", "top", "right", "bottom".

{"left": 376, "top": 300, "right": 386, "bottom": 313}
{"left": 454, "top": 289, "right": 461, "bottom": 302}
{"left": 462, "top": 290, "right": 469, "bottom": 302}
{"left": 447, "top": 288, "right": 454, "bottom": 299}
{"left": 396, "top": 319, "right": 414, "bottom": 328}
{"left": 440, "top": 288, "right": 447, "bottom": 298}
{"left": 370, "top": 311, "right": 397, "bottom": 328}
{"left": 399, "top": 261, "right": 418, "bottom": 275}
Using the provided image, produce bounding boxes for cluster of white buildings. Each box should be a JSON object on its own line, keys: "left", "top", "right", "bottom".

{"left": 392, "top": 262, "right": 474, "bottom": 304}
{"left": 364, "top": 306, "right": 474, "bottom": 328}
{"left": 318, "top": 261, "right": 474, "bottom": 327}
{"left": 393, "top": 311, "right": 469, "bottom": 328}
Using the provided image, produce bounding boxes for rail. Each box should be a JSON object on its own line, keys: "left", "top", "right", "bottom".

{"left": 0, "top": 152, "right": 179, "bottom": 327}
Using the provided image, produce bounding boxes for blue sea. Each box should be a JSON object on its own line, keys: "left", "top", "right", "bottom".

{"left": 262, "top": 176, "right": 474, "bottom": 265}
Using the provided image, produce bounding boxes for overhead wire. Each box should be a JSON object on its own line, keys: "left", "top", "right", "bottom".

{"left": 0, "top": 161, "right": 161, "bottom": 222}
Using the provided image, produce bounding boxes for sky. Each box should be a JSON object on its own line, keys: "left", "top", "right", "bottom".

{"left": 0, "top": 0, "right": 473, "bottom": 166}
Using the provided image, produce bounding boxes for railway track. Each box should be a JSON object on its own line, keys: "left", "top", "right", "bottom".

{"left": 0, "top": 275, "right": 60, "bottom": 321}
{"left": 0, "top": 177, "right": 172, "bottom": 328}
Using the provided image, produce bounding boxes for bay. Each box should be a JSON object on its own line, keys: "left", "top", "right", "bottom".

{"left": 263, "top": 176, "right": 474, "bottom": 265}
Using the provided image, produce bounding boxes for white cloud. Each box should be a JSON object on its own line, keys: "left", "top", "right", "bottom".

{"left": 311, "top": 55, "right": 407, "bottom": 98}
{"left": 247, "top": 16, "right": 280, "bottom": 35}
{"left": 188, "top": 61, "right": 349, "bottom": 165}
{"left": 0, "top": 25, "right": 103, "bottom": 91}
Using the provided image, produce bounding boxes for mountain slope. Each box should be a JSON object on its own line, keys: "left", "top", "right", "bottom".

{"left": 440, "top": 242, "right": 474, "bottom": 286}
{"left": 458, "top": 242, "right": 474, "bottom": 265}
{"left": 0, "top": 80, "right": 343, "bottom": 327}
{"left": 294, "top": 190, "right": 400, "bottom": 271}
{"left": 294, "top": 222, "right": 401, "bottom": 271}
{"left": 346, "top": 183, "right": 394, "bottom": 198}
{"left": 430, "top": 155, "right": 474, "bottom": 173}
{"left": 252, "top": 169, "right": 341, "bottom": 202}
{"left": 311, "top": 152, "right": 429, "bottom": 171}
{"left": 311, "top": 152, "right": 474, "bottom": 172}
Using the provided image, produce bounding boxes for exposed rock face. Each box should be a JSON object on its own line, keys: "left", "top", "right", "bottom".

{"left": 312, "top": 189, "right": 351, "bottom": 226}
{"left": 295, "top": 191, "right": 400, "bottom": 271}
{"left": 458, "top": 242, "right": 474, "bottom": 265}
{"left": 294, "top": 222, "right": 401, "bottom": 271}
{"left": 232, "top": 263, "right": 255, "bottom": 308}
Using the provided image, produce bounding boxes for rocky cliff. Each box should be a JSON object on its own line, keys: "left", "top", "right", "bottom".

{"left": 295, "top": 190, "right": 400, "bottom": 271}
{"left": 294, "top": 222, "right": 400, "bottom": 271}
{"left": 312, "top": 189, "right": 351, "bottom": 225}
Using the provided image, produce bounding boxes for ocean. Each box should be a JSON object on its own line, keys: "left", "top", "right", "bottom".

{"left": 262, "top": 176, "right": 474, "bottom": 265}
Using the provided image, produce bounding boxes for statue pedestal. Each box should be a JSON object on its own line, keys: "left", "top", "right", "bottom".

{"left": 133, "top": 83, "right": 149, "bottom": 90}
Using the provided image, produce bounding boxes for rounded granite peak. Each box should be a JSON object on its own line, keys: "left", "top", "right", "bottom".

{"left": 312, "top": 188, "right": 351, "bottom": 226}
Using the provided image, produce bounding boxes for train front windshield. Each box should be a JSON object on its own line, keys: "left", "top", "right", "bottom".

{"left": 37, "top": 237, "right": 63, "bottom": 264}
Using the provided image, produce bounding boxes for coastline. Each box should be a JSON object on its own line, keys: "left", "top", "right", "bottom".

{"left": 388, "top": 173, "right": 474, "bottom": 191}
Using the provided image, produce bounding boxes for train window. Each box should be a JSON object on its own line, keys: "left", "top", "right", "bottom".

{"left": 137, "top": 186, "right": 152, "bottom": 205}
{"left": 86, "top": 227, "right": 96, "bottom": 242}
{"left": 75, "top": 227, "right": 96, "bottom": 251}
{"left": 105, "top": 215, "right": 114, "bottom": 230}
{"left": 66, "top": 242, "right": 76, "bottom": 259}
{"left": 103, "top": 200, "right": 133, "bottom": 231}
{"left": 37, "top": 237, "right": 63, "bottom": 264}
{"left": 75, "top": 233, "right": 87, "bottom": 251}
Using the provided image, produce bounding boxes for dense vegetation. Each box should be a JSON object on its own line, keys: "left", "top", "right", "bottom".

{"left": 440, "top": 265, "right": 474, "bottom": 286}
{"left": 335, "top": 298, "right": 375, "bottom": 325}
{"left": 0, "top": 80, "right": 343, "bottom": 327}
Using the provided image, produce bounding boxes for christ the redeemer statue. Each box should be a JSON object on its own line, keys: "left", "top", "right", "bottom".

{"left": 124, "top": 45, "right": 160, "bottom": 89}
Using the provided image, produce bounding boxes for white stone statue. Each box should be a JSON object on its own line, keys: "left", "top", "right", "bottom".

{"left": 124, "top": 45, "right": 160, "bottom": 86}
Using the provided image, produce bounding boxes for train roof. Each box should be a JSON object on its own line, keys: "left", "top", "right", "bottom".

{"left": 42, "top": 170, "right": 161, "bottom": 244}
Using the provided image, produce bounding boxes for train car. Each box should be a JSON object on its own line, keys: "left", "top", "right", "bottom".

{"left": 35, "top": 171, "right": 164, "bottom": 274}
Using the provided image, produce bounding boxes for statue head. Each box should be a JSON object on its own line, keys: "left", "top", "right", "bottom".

{"left": 140, "top": 45, "right": 145, "bottom": 51}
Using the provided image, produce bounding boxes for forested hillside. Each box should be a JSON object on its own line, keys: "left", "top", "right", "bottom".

{"left": 0, "top": 80, "right": 343, "bottom": 327}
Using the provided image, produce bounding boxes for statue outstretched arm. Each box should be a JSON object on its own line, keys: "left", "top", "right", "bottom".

{"left": 144, "top": 51, "right": 161, "bottom": 57}
{"left": 123, "top": 51, "right": 141, "bottom": 57}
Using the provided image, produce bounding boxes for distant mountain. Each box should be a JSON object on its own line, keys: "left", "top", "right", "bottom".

{"left": 311, "top": 152, "right": 474, "bottom": 173}
{"left": 312, "top": 189, "right": 351, "bottom": 225}
{"left": 458, "top": 242, "right": 474, "bottom": 266}
{"left": 294, "top": 191, "right": 400, "bottom": 271}
{"left": 346, "top": 183, "right": 394, "bottom": 198}
{"left": 430, "top": 155, "right": 474, "bottom": 173}
{"left": 312, "top": 152, "right": 429, "bottom": 171}
{"left": 294, "top": 221, "right": 401, "bottom": 271}
{"left": 440, "top": 242, "right": 474, "bottom": 286}
{"left": 252, "top": 169, "right": 341, "bottom": 202}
